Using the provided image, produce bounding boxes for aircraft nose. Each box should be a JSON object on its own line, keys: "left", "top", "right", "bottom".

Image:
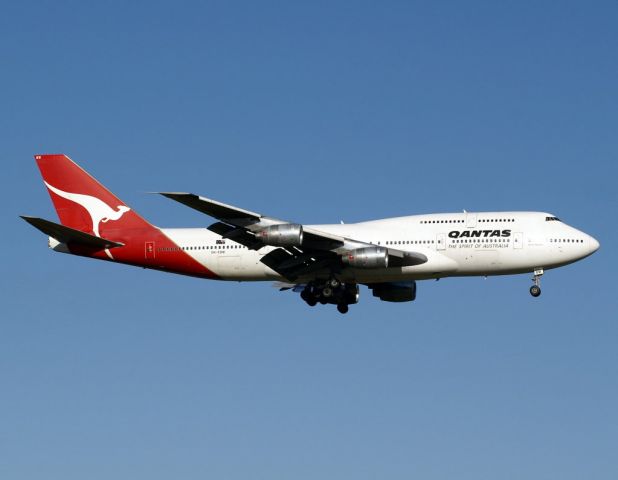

{"left": 588, "top": 235, "right": 600, "bottom": 254}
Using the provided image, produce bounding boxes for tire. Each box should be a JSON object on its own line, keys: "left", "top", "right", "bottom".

{"left": 329, "top": 278, "right": 340, "bottom": 288}
{"left": 530, "top": 285, "right": 541, "bottom": 297}
{"left": 337, "top": 304, "right": 349, "bottom": 314}
{"left": 322, "top": 287, "right": 333, "bottom": 298}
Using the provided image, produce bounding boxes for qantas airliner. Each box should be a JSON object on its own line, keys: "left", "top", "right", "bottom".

{"left": 22, "top": 154, "right": 599, "bottom": 313}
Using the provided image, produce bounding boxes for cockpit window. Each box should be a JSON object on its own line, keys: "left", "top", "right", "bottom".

{"left": 545, "top": 216, "right": 561, "bottom": 221}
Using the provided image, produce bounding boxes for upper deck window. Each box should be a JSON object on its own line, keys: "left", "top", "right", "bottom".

{"left": 545, "top": 216, "right": 561, "bottom": 222}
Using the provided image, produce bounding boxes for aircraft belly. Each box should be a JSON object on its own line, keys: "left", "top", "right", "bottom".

{"left": 444, "top": 244, "right": 572, "bottom": 275}
{"left": 211, "top": 252, "right": 280, "bottom": 281}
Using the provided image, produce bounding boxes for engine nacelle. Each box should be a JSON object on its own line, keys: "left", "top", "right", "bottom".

{"left": 256, "top": 224, "right": 304, "bottom": 247}
{"left": 342, "top": 246, "right": 389, "bottom": 269}
{"left": 371, "top": 281, "right": 417, "bottom": 302}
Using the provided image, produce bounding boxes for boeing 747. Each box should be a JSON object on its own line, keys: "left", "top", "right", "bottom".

{"left": 22, "top": 154, "right": 600, "bottom": 313}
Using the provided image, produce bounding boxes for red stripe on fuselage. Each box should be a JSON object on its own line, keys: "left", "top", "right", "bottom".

{"left": 68, "top": 226, "right": 220, "bottom": 280}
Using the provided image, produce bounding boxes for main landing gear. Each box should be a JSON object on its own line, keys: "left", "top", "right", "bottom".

{"left": 300, "top": 278, "right": 359, "bottom": 314}
{"left": 337, "top": 304, "right": 349, "bottom": 314}
{"left": 530, "top": 268, "right": 543, "bottom": 297}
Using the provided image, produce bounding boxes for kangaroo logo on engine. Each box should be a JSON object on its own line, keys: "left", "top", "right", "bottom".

{"left": 449, "top": 229, "right": 511, "bottom": 239}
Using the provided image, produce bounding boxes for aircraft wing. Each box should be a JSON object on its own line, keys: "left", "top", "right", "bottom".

{"left": 158, "top": 193, "right": 269, "bottom": 228}
{"left": 158, "top": 192, "right": 427, "bottom": 280}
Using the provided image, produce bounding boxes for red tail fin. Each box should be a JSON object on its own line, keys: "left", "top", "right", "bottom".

{"left": 32, "top": 154, "right": 218, "bottom": 278}
{"left": 35, "top": 154, "right": 153, "bottom": 238}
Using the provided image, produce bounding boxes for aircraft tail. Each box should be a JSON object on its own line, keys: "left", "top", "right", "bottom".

{"left": 24, "top": 154, "right": 218, "bottom": 277}
{"left": 34, "top": 154, "right": 153, "bottom": 238}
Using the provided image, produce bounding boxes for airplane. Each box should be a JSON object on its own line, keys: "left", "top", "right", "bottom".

{"left": 22, "top": 154, "right": 600, "bottom": 314}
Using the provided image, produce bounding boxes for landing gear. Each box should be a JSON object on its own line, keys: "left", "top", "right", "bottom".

{"left": 328, "top": 278, "right": 340, "bottom": 289}
{"left": 530, "top": 268, "right": 543, "bottom": 297}
{"left": 301, "top": 278, "right": 358, "bottom": 313}
{"left": 300, "top": 289, "right": 317, "bottom": 306}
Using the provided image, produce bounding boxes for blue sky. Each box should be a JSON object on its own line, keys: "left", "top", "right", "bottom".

{"left": 2, "top": 1, "right": 617, "bottom": 478}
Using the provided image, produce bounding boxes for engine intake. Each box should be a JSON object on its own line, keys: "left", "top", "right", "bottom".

{"left": 256, "top": 224, "right": 304, "bottom": 247}
{"left": 342, "top": 246, "right": 388, "bottom": 269}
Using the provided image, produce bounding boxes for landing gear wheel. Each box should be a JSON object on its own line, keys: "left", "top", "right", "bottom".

{"left": 322, "top": 287, "right": 333, "bottom": 298}
{"left": 530, "top": 268, "right": 543, "bottom": 298}
{"left": 328, "top": 278, "right": 340, "bottom": 289}
{"left": 306, "top": 298, "right": 317, "bottom": 307}
{"left": 337, "top": 304, "right": 349, "bottom": 314}
{"left": 530, "top": 285, "right": 541, "bottom": 297}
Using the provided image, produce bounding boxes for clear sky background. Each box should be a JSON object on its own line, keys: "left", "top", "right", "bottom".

{"left": 2, "top": 1, "right": 617, "bottom": 478}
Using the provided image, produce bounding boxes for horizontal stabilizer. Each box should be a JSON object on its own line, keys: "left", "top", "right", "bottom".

{"left": 20, "top": 216, "right": 124, "bottom": 249}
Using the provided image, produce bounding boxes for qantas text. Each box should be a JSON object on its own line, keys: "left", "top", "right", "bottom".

{"left": 448, "top": 229, "right": 511, "bottom": 239}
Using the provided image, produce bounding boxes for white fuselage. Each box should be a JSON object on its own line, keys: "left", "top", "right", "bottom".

{"left": 160, "top": 211, "right": 599, "bottom": 283}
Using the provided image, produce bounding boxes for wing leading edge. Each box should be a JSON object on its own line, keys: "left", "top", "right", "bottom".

{"left": 158, "top": 192, "right": 427, "bottom": 280}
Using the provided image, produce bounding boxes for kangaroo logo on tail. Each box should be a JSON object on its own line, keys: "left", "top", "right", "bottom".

{"left": 44, "top": 181, "right": 130, "bottom": 259}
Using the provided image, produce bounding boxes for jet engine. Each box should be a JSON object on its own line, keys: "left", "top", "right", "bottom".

{"left": 342, "top": 246, "right": 389, "bottom": 269}
{"left": 370, "top": 281, "right": 417, "bottom": 302}
{"left": 256, "top": 223, "right": 304, "bottom": 247}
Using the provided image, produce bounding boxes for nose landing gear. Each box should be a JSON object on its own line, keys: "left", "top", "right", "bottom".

{"left": 530, "top": 268, "right": 543, "bottom": 297}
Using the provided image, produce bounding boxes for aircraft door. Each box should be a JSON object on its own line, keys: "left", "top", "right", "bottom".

{"left": 466, "top": 213, "right": 477, "bottom": 228}
{"left": 436, "top": 233, "right": 446, "bottom": 251}
{"left": 513, "top": 232, "right": 523, "bottom": 249}
{"left": 145, "top": 241, "right": 156, "bottom": 259}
